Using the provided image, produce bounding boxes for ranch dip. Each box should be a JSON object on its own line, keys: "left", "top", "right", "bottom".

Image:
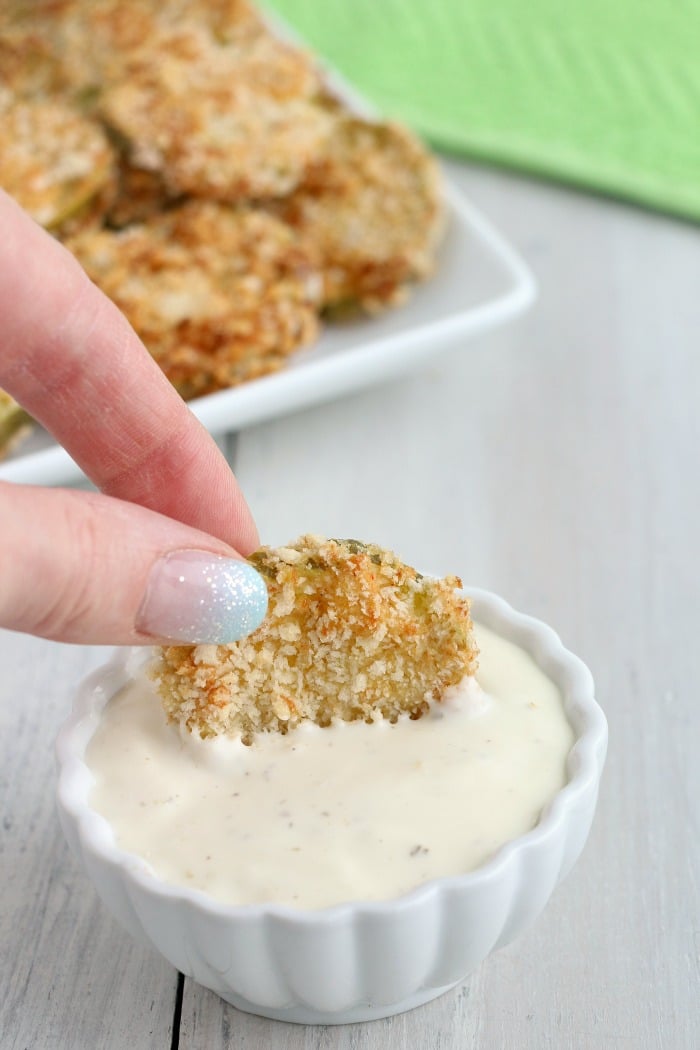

{"left": 86, "top": 623, "right": 573, "bottom": 909}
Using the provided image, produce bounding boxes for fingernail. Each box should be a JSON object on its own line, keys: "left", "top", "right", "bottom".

{"left": 137, "top": 551, "right": 268, "bottom": 643}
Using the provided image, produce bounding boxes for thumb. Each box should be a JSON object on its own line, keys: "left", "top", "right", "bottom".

{"left": 0, "top": 482, "right": 268, "bottom": 645}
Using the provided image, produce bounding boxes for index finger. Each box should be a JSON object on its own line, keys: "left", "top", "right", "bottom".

{"left": 0, "top": 190, "right": 258, "bottom": 554}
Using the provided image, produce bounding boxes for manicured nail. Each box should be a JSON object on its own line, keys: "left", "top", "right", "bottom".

{"left": 137, "top": 551, "right": 268, "bottom": 643}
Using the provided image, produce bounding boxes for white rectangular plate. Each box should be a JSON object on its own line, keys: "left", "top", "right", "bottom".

{"left": 0, "top": 181, "right": 535, "bottom": 487}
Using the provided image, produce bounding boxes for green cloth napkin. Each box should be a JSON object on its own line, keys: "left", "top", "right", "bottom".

{"left": 268, "top": 0, "right": 700, "bottom": 223}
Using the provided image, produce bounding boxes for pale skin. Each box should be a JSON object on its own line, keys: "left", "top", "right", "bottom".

{"left": 0, "top": 189, "right": 259, "bottom": 644}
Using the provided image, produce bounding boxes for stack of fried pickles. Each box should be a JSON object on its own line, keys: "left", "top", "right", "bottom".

{"left": 0, "top": 0, "right": 445, "bottom": 456}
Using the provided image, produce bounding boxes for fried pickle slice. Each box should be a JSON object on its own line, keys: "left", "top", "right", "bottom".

{"left": 0, "top": 92, "right": 115, "bottom": 229}
{"left": 0, "top": 1, "right": 97, "bottom": 84}
{"left": 275, "top": 117, "right": 445, "bottom": 312}
{"left": 0, "top": 390, "right": 33, "bottom": 460}
{"left": 153, "top": 536, "right": 477, "bottom": 743}
{"left": 98, "top": 21, "right": 332, "bottom": 202}
{"left": 66, "top": 201, "right": 323, "bottom": 398}
{"left": 39, "top": 0, "right": 164, "bottom": 94}
{"left": 46, "top": 0, "right": 265, "bottom": 92}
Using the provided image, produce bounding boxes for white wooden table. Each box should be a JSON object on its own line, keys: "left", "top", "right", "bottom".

{"left": 2, "top": 163, "right": 699, "bottom": 1049}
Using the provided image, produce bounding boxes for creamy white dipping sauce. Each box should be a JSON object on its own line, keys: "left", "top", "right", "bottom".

{"left": 87, "top": 624, "right": 574, "bottom": 909}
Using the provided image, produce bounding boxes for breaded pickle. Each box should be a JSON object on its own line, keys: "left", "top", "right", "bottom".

{"left": 153, "top": 536, "right": 477, "bottom": 743}
{"left": 275, "top": 117, "right": 444, "bottom": 311}
{"left": 0, "top": 93, "right": 115, "bottom": 230}
{"left": 99, "top": 23, "right": 332, "bottom": 202}
{"left": 66, "top": 201, "right": 323, "bottom": 397}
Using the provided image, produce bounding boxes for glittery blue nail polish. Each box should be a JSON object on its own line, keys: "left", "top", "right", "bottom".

{"left": 138, "top": 551, "right": 268, "bottom": 644}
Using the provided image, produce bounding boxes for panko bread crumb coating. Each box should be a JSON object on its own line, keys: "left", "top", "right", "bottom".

{"left": 98, "top": 21, "right": 332, "bottom": 203}
{"left": 275, "top": 117, "right": 444, "bottom": 311}
{"left": 153, "top": 536, "right": 478, "bottom": 743}
{"left": 49, "top": 0, "right": 267, "bottom": 94}
{"left": 66, "top": 201, "right": 323, "bottom": 398}
{"left": 0, "top": 92, "right": 116, "bottom": 230}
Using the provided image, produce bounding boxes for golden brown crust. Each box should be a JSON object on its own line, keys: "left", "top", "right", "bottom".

{"left": 42, "top": 0, "right": 166, "bottom": 93}
{"left": 0, "top": 92, "right": 115, "bottom": 229}
{"left": 66, "top": 201, "right": 323, "bottom": 397}
{"left": 152, "top": 536, "right": 477, "bottom": 743}
{"left": 274, "top": 117, "right": 445, "bottom": 311}
{"left": 49, "top": 0, "right": 266, "bottom": 88}
{"left": 98, "top": 23, "right": 332, "bottom": 202}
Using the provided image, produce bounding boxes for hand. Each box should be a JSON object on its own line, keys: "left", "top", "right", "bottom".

{"left": 0, "top": 191, "right": 268, "bottom": 645}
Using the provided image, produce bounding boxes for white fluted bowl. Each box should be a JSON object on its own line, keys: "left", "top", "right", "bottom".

{"left": 56, "top": 588, "right": 607, "bottom": 1025}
